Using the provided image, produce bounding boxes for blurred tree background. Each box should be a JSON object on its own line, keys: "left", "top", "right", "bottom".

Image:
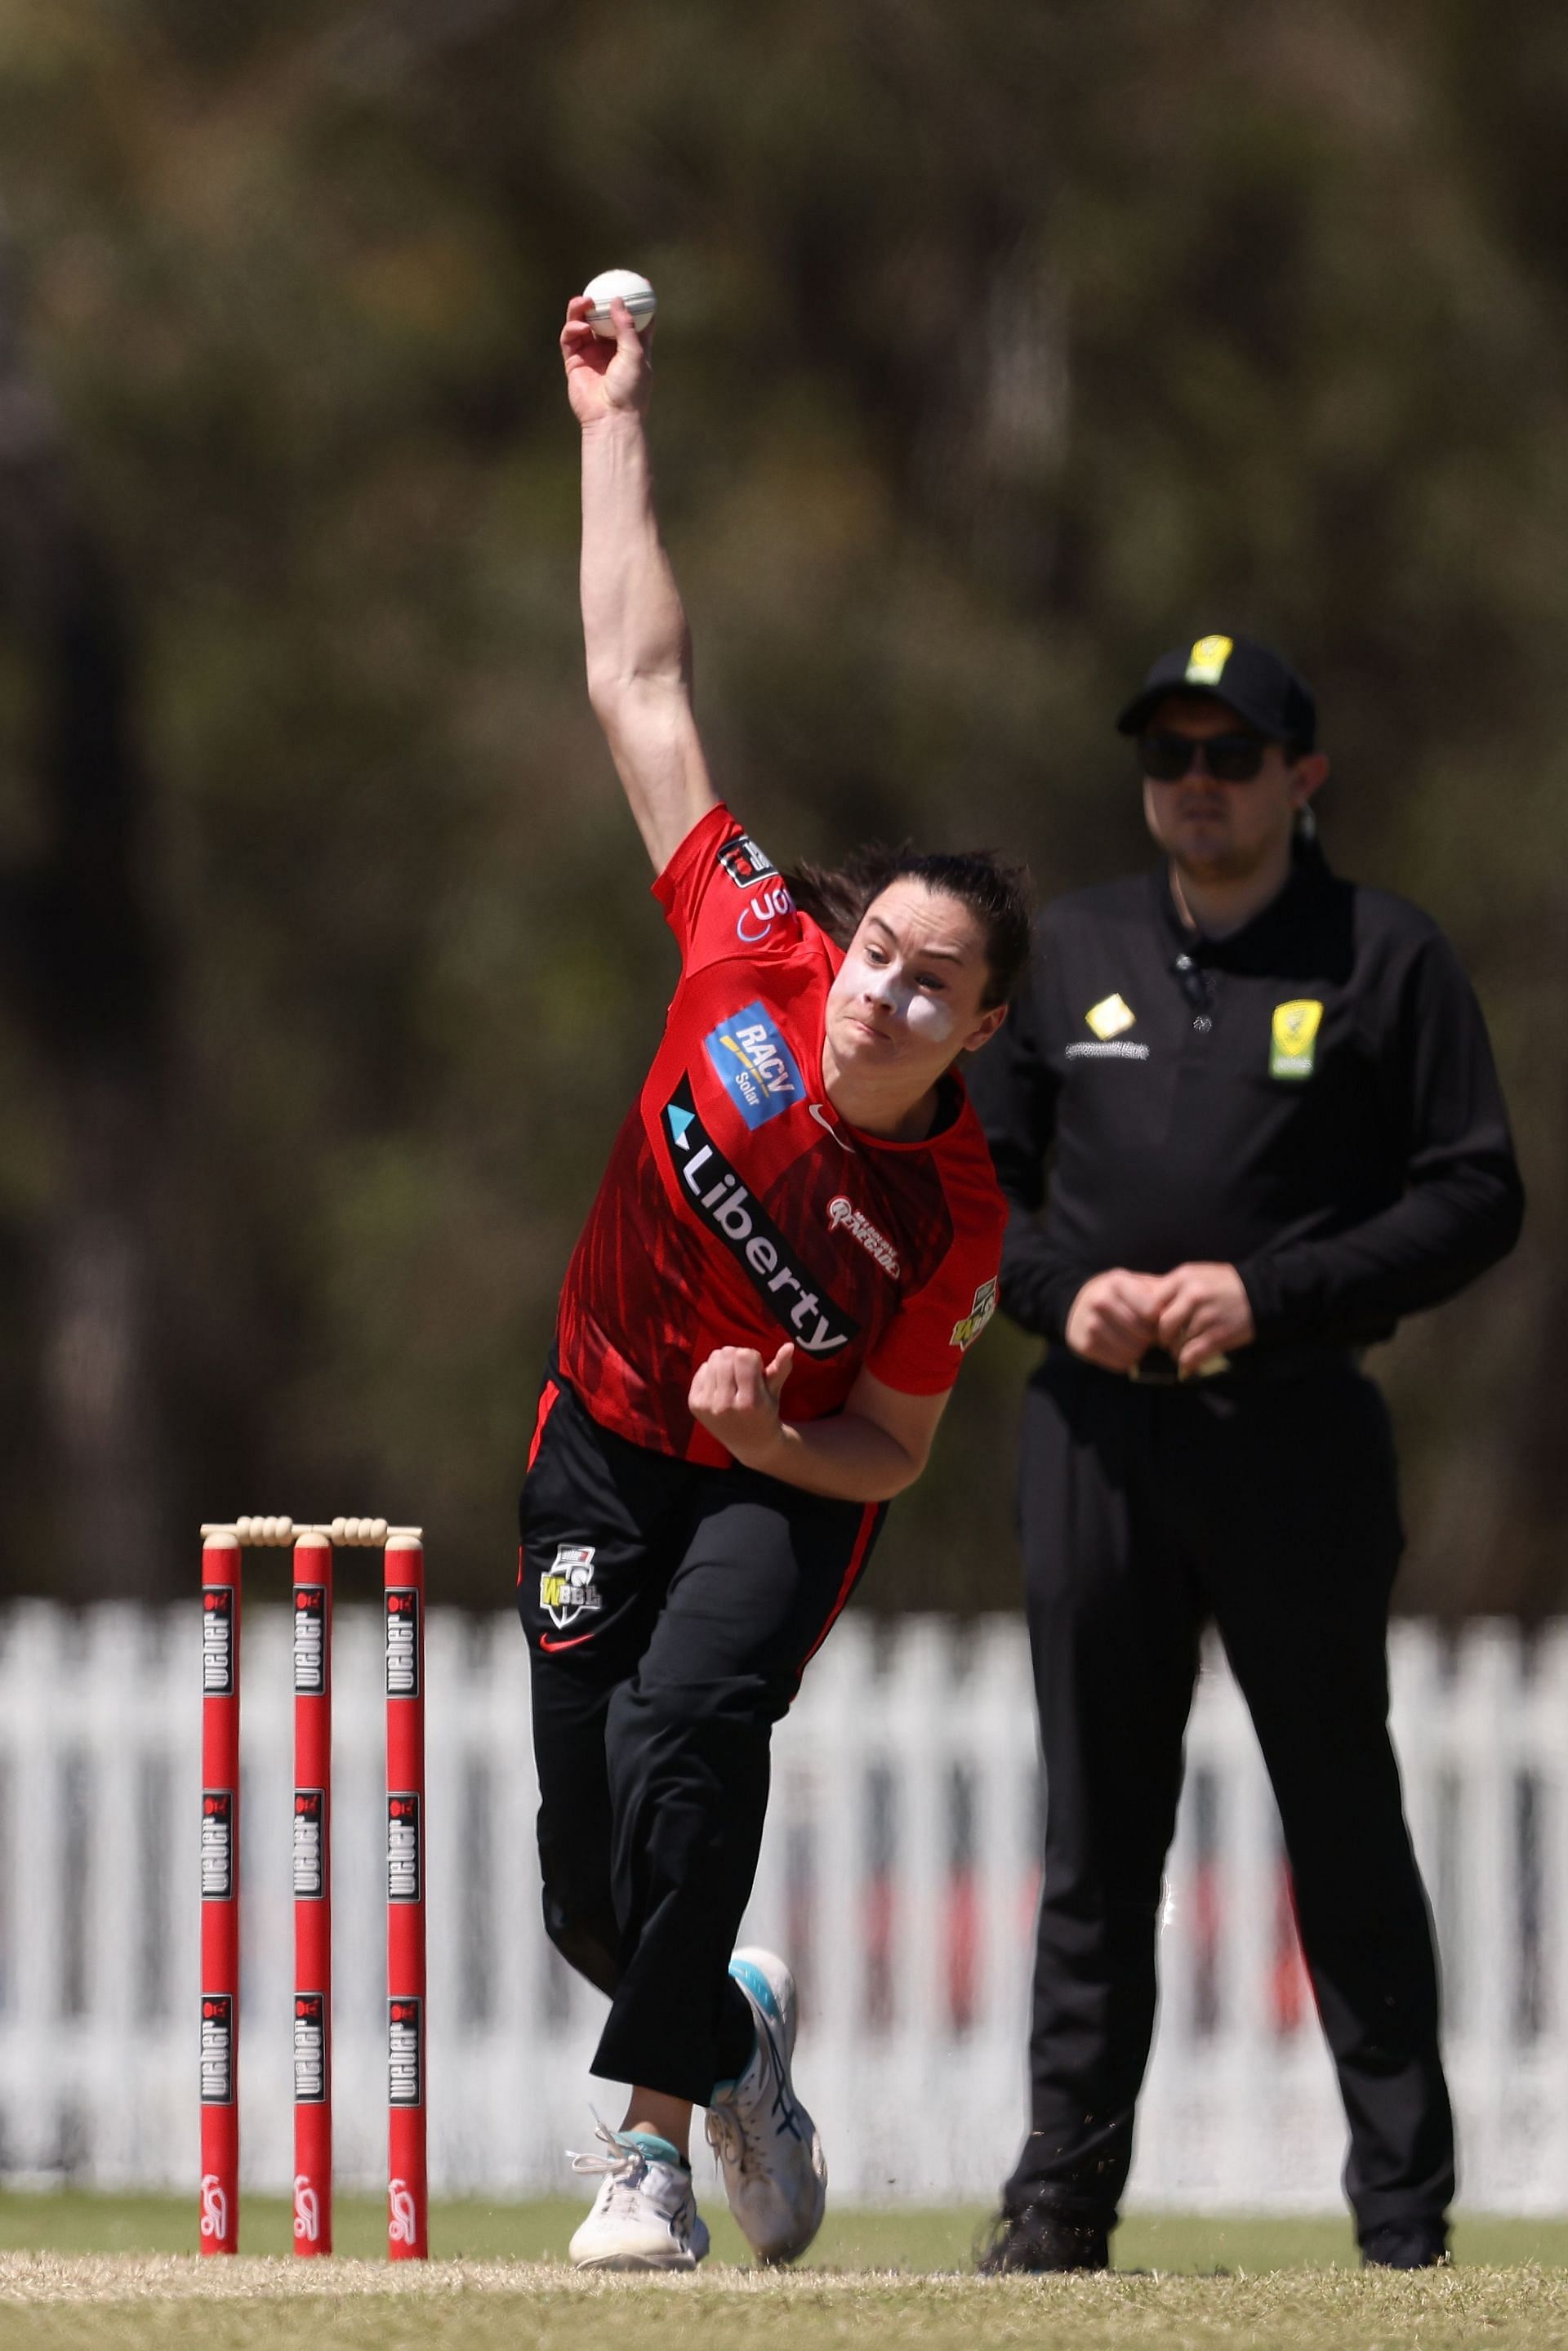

{"left": 0, "top": 0, "right": 1560, "bottom": 1613}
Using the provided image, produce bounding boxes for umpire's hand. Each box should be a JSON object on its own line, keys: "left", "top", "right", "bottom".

{"left": 1064, "top": 1271, "right": 1164, "bottom": 1373}
{"left": 1150, "top": 1262, "right": 1256, "bottom": 1376}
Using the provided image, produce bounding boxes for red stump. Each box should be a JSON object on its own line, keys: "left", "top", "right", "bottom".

{"left": 199, "top": 1535, "right": 241, "bottom": 2254}
{"left": 292, "top": 1532, "right": 333, "bottom": 2254}
{"left": 385, "top": 1535, "right": 429, "bottom": 2258}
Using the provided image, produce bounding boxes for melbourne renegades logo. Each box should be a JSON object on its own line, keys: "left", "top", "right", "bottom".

{"left": 201, "top": 1791, "right": 234, "bottom": 1901}
{"left": 200, "top": 1993, "right": 234, "bottom": 2104}
{"left": 385, "top": 1588, "right": 420, "bottom": 1698}
{"left": 203, "top": 1588, "right": 234, "bottom": 1695}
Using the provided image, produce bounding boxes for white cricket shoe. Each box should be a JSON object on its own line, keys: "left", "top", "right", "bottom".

{"left": 568, "top": 2121, "right": 710, "bottom": 2271}
{"left": 705, "top": 1947, "right": 826, "bottom": 2264}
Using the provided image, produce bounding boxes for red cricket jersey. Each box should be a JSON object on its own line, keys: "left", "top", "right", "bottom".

{"left": 555, "top": 805, "right": 1007, "bottom": 1465}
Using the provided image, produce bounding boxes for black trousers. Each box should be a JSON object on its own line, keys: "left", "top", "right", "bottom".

{"left": 519, "top": 1372, "right": 884, "bottom": 2106}
{"left": 1009, "top": 1355, "right": 1454, "bottom": 2242}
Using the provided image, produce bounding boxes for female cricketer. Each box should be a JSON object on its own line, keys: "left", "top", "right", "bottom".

{"left": 523, "top": 289, "right": 1030, "bottom": 2271}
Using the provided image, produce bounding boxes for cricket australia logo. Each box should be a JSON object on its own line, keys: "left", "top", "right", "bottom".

{"left": 539, "top": 1543, "right": 603, "bottom": 1632}
{"left": 1270, "top": 998, "right": 1324, "bottom": 1080}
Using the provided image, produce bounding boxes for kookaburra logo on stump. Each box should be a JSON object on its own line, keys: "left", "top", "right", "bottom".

{"left": 539, "top": 1544, "right": 604, "bottom": 1630}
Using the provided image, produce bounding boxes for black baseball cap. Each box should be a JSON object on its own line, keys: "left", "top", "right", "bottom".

{"left": 1116, "top": 632, "right": 1317, "bottom": 750}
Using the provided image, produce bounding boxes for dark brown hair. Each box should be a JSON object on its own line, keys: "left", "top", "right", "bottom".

{"left": 785, "top": 845, "right": 1035, "bottom": 1008}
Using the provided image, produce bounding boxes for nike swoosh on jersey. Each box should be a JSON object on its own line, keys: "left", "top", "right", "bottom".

{"left": 808, "top": 1102, "right": 856, "bottom": 1150}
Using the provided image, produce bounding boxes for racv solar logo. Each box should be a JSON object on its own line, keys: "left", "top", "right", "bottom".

{"left": 702, "top": 1001, "right": 804, "bottom": 1129}
{"left": 663, "top": 1079, "right": 858, "bottom": 1356}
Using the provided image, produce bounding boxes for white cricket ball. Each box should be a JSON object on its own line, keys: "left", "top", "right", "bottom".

{"left": 582, "top": 269, "right": 657, "bottom": 339}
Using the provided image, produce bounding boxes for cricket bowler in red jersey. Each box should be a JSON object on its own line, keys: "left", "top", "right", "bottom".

{"left": 527, "top": 288, "right": 1031, "bottom": 2273}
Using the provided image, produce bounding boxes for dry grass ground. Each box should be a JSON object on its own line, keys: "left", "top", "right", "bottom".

{"left": 2, "top": 2197, "right": 1568, "bottom": 2351}
{"left": 5, "top": 2255, "right": 1568, "bottom": 2351}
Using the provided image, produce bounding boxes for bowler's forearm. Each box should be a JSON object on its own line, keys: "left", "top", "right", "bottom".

{"left": 581, "top": 412, "right": 688, "bottom": 701}
{"left": 579, "top": 413, "right": 715, "bottom": 866}
{"left": 745, "top": 1412, "right": 924, "bottom": 1504}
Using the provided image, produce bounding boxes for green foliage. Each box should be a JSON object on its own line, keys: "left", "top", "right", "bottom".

{"left": 0, "top": 0, "right": 1561, "bottom": 1607}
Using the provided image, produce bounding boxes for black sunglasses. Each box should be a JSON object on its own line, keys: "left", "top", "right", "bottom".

{"left": 1138, "top": 730, "right": 1275, "bottom": 784}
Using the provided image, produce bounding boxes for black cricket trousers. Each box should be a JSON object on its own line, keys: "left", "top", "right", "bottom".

{"left": 1010, "top": 1353, "right": 1454, "bottom": 2242}
{"left": 518, "top": 1370, "right": 884, "bottom": 2104}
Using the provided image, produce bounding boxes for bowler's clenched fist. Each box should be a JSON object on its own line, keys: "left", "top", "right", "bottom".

{"left": 688, "top": 1342, "right": 795, "bottom": 1469}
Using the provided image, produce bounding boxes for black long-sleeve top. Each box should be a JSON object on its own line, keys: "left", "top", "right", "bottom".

{"left": 966, "top": 846, "right": 1525, "bottom": 1352}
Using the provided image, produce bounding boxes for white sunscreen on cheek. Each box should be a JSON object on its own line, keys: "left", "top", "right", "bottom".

{"left": 837, "top": 951, "right": 956, "bottom": 1044}
{"left": 906, "top": 991, "right": 956, "bottom": 1043}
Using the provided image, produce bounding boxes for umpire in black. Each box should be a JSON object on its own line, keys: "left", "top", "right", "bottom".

{"left": 969, "top": 633, "right": 1524, "bottom": 2274}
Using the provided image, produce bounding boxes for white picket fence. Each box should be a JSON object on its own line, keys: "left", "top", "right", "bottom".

{"left": 0, "top": 1603, "right": 1566, "bottom": 2212}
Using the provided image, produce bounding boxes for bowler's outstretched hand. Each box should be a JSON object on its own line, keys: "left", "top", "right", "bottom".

{"left": 689, "top": 1343, "right": 795, "bottom": 1469}
{"left": 561, "top": 294, "right": 651, "bottom": 427}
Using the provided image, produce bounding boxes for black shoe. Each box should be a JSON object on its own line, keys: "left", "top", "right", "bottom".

{"left": 1361, "top": 2221, "right": 1450, "bottom": 2271}
{"left": 976, "top": 2200, "right": 1110, "bottom": 2275}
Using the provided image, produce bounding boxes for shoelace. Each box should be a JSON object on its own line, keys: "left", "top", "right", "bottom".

{"left": 568, "top": 2118, "right": 649, "bottom": 2208}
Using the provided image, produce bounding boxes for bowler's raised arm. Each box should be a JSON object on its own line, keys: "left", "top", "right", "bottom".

{"left": 560, "top": 292, "right": 719, "bottom": 871}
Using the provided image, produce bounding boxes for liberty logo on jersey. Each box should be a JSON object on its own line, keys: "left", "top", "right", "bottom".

{"left": 664, "top": 1079, "right": 858, "bottom": 1355}
{"left": 704, "top": 1001, "right": 804, "bottom": 1129}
